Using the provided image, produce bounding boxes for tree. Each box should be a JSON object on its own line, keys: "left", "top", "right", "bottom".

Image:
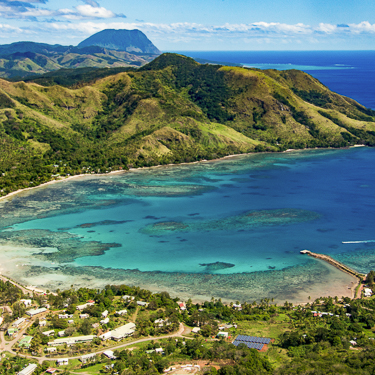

{"left": 80, "top": 319, "right": 92, "bottom": 335}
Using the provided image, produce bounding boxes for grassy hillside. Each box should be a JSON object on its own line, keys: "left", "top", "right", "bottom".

{"left": 0, "top": 53, "right": 374, "bottom": 196}
{"left": 0, "top": 49, "right": 158, "bottom": 79}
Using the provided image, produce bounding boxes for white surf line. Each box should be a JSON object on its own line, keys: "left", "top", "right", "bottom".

{"left": 342, "top": 240, "right": 375, "bottom": 244}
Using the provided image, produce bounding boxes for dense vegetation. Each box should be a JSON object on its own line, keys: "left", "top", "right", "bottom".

{"left": 1, "top": 274, "right": 375, "bottom": 374}
{"left": 1, "top": 53, "right": 375, "bottom": 197}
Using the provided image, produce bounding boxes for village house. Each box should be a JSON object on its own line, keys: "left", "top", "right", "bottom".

{"left": 56, "top": 359, "right": 69, "bottom": 366}
{"left": 100, "top": 317, "right": 109, "bottom": 324}
{"left": 364, "top": 288, "right": 373, "bottom": 297}
{"left": 42, "top": 330, "right": 55, "bottom": 337}
{"left": 115, "top": 309, "right": 127, "bottom": 316}
{"left": 80, "top": 353, "right": 96, "bottom": 364}
{"left": 178, "top": 302, "right": 186, "bottom": 311}
{"left": 122, "top": 295, "right": 135, "bottom": 301}
{"left": 45, "top": 368, "right": 57, "bottom": 374}
{"left": 20, "top": 299, "right": 32, "bottom": 307}
{"left": 80, "top": 313, "right": 89, "bottom": 319}
{"left": 19, "top": 336, "right": 33, "bottom": 348}
{"left": 76, "top": 302, "right": 94, "bottom": 311}
{"left": 7, "top": 328, "right": 18, "bottom": 336}
{"left": 103, "top": 350, "right": 116, "bottom": 360}
{"left": 58, "top": 314, "right": 73, "bottom": 319}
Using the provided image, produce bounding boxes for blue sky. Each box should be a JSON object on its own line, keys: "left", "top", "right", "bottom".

{"left": 0, "top": 0, "right": 374, "bottom": 50}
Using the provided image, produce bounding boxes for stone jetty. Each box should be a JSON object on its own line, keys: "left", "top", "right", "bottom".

{"left": 300, "top": 250, "right": 364, "bottom": 278}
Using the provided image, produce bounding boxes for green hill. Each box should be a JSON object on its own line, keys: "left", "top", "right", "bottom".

{"left": 0, "top": 53, "right": 374, "bottom": 195}
{"left": 0, "top": 48, "right": 158, "bottom": 79}
{"left": 0, "top": 29, "right": 162, "bottom": 79}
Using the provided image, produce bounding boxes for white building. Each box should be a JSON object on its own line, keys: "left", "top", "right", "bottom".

{"left": 217, "top": 332, "right": 229, "bottom": 338}
{"left": 122, "top": 295, "right": 134, "bottom": 301}
{"left": 154, "top": 319, "right": 165, "bottom": 327}
{"left": 99, "top": 331, "right": 112, "bottom": 341}
{"left": 58, "top": 314, "right": 73, "bottom": 319}
{"left": 76, "top": 302, "right": 94, "bottom": 311}
{"left": 100, "top": 317, "right": 109, "bottom": 324}
{"left": 48, "top": 335, "right": 95, "bottom": 346}
{"left": 18, "top": 363, "right": 38, "bottom": 375}
{"left": 42, "top": 330, "right": 55, "bottom": 337}
{"left": 56, "top": 359, "right": 69, "bottom": 366}
{"left": 26, "top": 308, "right": 47, "bottom": 317}
{"left": 58, "top": 331, "right": 65, "bottom": 337}
{"left": 46, "top": 347, "right": 57, "bottom": 353}
{"left": 39, "top": 320, "right": 47, "bottom": 327}
{"left": 101, "top": 310, "right": 108, "bottom": 318}
{"left": 99, "top": 323, "right": 136, "bottom": 341}
{"left": 103, "top": 350, "right": 116, "bottom": 360}
{"left": 20, "top": 299, "right": 32, "bottom": 307}
{"left": 191, "top": 327, "right": 201, "bottom": 333}
{"left": 115, "top": 310, "right": 127, "bottom": 316}
{"left": 364, "top": 288, "right": 373, "bottom": 297}
{"left": 80, "top": 314, "right": 89, "bottom": 319}
{"left": 80, "top": 353, "right": 96, "bottom": 364}
{"left": 13, "top": 318, "right": 26, "bottom": 327}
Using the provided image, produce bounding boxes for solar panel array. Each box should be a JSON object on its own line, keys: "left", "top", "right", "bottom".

{"left": 235, "top": 335, "right": 271, "bottom": 344}
{"left": 232, "top": 335, "right": 271, "bottom": 350}
{"left": 232, "top": 341, "right": 264, "bottom": 350}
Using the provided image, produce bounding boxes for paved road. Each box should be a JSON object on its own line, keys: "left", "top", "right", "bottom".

{"left": 3, "top": 323, "right": 188, "bottom": 364}
{"left": 0, "top": 275, "right": 33, "bottom": 296}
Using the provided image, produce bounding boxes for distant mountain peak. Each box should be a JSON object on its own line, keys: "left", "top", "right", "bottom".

{"left": 78, "top": 29, "right": 161, "bottom": 55}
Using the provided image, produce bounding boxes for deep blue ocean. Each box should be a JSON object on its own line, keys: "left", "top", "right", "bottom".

{"left": 176, "top": 51, "right": 375, "bottom": 109}
{"left": 1, "top": 51, "right": 375, "bottom": 302}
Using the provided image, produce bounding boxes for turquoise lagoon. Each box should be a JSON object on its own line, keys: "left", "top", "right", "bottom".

{"left": 1, "top": 147, "right": 375, "bottom": 303}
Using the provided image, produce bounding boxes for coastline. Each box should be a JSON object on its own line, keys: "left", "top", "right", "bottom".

{"left": 0, "top": 145, "right": 366, "bottom": 203}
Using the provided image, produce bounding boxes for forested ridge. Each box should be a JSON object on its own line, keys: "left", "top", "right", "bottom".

{"left": 1, "top": 53, "right": 375, "bottom": 196}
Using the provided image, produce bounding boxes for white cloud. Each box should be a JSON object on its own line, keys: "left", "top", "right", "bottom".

{"left": 316, "top": 23, "right": 337, "bottom": 33}
{"left": 6, "top": 19, "right": 375, "bottom": 48}
{"left": 348, "top": 21, "right": 375, "bottom": 34}
{"left": 76, "top": 4, "right": 115, "bottom": 19}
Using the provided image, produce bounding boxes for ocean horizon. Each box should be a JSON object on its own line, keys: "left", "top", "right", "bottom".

{"left": 172, "top": 50, "right": 375, "bottom": 110}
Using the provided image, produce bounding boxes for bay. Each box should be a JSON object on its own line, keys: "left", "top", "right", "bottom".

{"left": 1, "top": 147, "right": 374, "bottom": 303}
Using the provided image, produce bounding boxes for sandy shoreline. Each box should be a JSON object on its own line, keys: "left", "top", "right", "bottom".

{"left": 0, "top": 145, "right": 368, "bottom": 204}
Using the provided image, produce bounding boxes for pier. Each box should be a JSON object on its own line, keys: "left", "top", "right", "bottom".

{"left": 300, "top": 250, "right": 365, "bottom": 279}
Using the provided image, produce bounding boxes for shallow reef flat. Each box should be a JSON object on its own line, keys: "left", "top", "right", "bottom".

{"left": 333, "top": 247, "right": 375, "bottom": 274}
{"left": 14, "top": 257, "right": 356, "bottom": 304}
{"left": 0, "top": 229, "right": 121, "bottom": 263}
{"left": 140, "top": 208, "right": 320, "bottom": 234}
